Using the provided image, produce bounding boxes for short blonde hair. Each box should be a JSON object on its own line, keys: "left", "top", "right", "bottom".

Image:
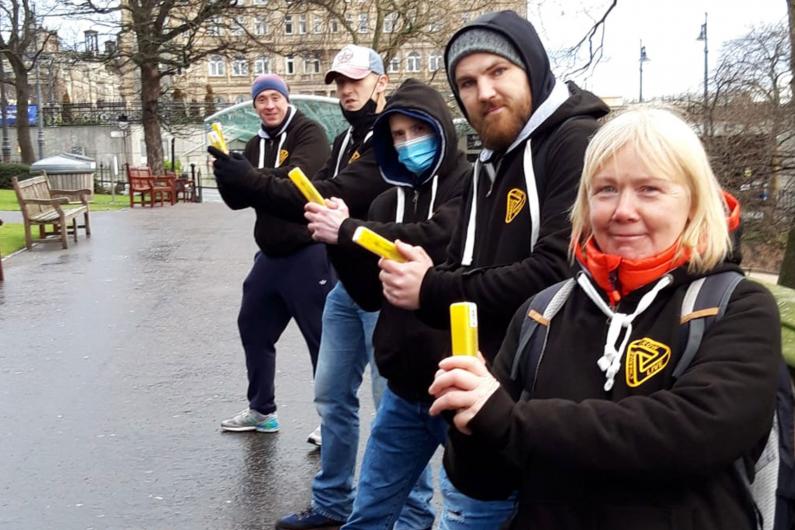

{"left": 570, "top": 106, "right": 732, "bottom": 273}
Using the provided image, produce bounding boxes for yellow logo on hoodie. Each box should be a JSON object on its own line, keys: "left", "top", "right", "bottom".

{"left": 279, "top": 149, "right": 289, "bottom": 164}
{"left": 505, "top": 188, "right": 526, "bottom": 223}
{"left": 349, "top": 150, "right": 361, "bottom": 163}
{"left": 625, "top": 338, "right": 671, "bottom": 387}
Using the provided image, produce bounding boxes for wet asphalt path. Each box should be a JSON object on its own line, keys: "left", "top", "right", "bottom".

{"left": 0, "top": 203, "right": 386, "bottom": 529}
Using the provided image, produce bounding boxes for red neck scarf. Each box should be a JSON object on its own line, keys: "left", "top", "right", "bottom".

{"left": 574, "top": 240, "right": 691, "bottom": 306}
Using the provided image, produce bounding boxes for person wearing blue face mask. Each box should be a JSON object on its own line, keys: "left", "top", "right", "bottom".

{"left": 304, "top": 78, "right": 514, "bottom": 530}
{"left": 395, "top": 134, "right": 439, "bottom": 176}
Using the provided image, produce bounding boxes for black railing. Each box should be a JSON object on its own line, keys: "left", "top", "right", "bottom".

{"left": 42, "top": 100, "right": 234, "bottom": 127}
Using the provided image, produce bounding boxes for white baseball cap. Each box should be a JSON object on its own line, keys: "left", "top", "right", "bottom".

{"left": 325, "top": 45, "right": 385, "bottom": 84}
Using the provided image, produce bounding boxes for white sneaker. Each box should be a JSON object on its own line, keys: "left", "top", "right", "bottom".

{"left": 307, "top": 425, "right": 322, "bottom": 447}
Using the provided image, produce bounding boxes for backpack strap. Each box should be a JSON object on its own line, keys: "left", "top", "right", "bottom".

{"left": 672, "top": 271, "right": 745, "bottom": 378}
{"left": 511, "top": 278, "right": 577, "bottom": 399}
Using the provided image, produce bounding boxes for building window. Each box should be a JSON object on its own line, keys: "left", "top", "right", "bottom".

{"left": 358, "top": 13, "right": 368, "bottom": 33}
{"left": 330, "top": 17, "right": 339, "bottom": 32}
{"left": 252, "top": 0, "right": 268, "bottom": 5}
{"left": 207, "top": 17, "right": 222, "bottom": 36}
{"left": 388, "top": 56, "right": 400, "bottom": 73}
{"left": 255, "top": 17, "right": 268, "bottom": 35}
{"left": 406, "top": 51, "right": 420, "bottom": 73}
{"left": 427, "top": 20, "right": 441, "bottom": 32}
{"left": 304, "top": 56, "right": 320, "bottom": 74}
{"left": 208, "top": 55, "right": 225, "bottom": 77}
{"left": 285, "top": 55, "right": 295, "bottom": 75}
{"left": 428, "top": 53, "right": 442, "bottom": 72}
{"left": 232, "top": 56, "right": 248, "bottom": 76}
{"left": 383, "top": 12, "right": 398, "bottom": 33}
{"left": 254, "top": 56, "right": 270, "bottom": 75}
{"left": 235, "top": 94, "right": 248, "bottom": 104}
{"left": 284, "top": 15, "right": 293, "bottom": 35}
{"left": 230, "top": 20, "right": 245, "bottom": 36}
{"left": 312, "top": 15, "right": 322, "bottom": 34}
{"left": 298, "top": 14, "right": 307, "bottom": 34}
{"left": 345, "top": 13, "right": 353, "bottom": 30}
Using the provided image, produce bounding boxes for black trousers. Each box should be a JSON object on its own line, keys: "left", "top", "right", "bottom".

{"left": 238, "top": 244, "right": 336, "bottom": 415}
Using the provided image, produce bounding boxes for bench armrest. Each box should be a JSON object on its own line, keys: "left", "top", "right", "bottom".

{"left": 51, "top": 189, "right": 91, "bottom": 205}
{"left": 23, "top": 197, "right": 69, "bottom": 205}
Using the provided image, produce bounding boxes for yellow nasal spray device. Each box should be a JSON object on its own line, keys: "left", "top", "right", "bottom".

{"left": 208, "top": 122, "right": 229, "bottom": 154}
{"left": 287, "top": 167, "right": 325, "bottom": 205}
{"left": 352, "top": 226, "right": 406, "bottom": 262}
{"left": 449, "top": 302, "right": 478, "bottom": 356}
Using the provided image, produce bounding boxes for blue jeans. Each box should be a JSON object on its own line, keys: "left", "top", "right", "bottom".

{"left": 344, "top": 387, "right": 516, "bottom": 530}
{"left": 311, "top": 284, "right": 433, "bottom": 526}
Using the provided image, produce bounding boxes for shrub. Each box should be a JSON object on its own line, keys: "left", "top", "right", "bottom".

{"left": 164, "top": 160, "right": 182, "bottom": 174}
{"left": 0, "top": 163, "right": 33, "bottom": 189}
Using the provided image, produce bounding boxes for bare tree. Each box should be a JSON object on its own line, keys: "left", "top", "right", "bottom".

{"left": 780, "top": 0, "right": 795, "bottom": 288}
{"left": 0, "top": 0, "right": 54, "bottom": 163}
{"left": 680, "top": 21, "right": 794, "bottom": 275}
{"left": 65, "top": 0, "right": 260, "bottom": 172}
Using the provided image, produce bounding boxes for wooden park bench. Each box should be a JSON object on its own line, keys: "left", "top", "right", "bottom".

{"left": 12, "top": 176, "right": 92, "bottom": 250}
{"left": 126, "top": 166, "right": 176, "bottom": 208}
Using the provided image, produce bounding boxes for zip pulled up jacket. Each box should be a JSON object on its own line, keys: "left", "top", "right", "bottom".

{"left": 444, "top": 262, "right": 781, "bottom": 530}
{"left": 334, "top": 79, "right": 467, "bottom": 403}
{"left": 216, "top": 107, "right": 330, "bottom": 256}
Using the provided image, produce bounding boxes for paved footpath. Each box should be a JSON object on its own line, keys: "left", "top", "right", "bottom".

{"left": 0, "top": 203, "right": 386, "bottom": 529}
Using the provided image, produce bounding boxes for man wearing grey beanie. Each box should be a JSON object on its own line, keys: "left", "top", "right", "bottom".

{"left": 378, "top": 10, "right": 610, "bottom": 529}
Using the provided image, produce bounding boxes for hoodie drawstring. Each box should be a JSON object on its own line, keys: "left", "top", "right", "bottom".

{"left": 395, "top": 175, "right": 438, "bottom": 223}
{"left": 576, "top": 272, "right": 673, "bottom": 391}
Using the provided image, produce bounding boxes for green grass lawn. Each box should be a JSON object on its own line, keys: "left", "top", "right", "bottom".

{"left": 761, "top": 281, "right": 795, "bottom": 367}
{"left": 0, "top": 222, "right": 25, "bottom": 257}
{"left": 0, "top": 189, "right": 130, "bottom": 212}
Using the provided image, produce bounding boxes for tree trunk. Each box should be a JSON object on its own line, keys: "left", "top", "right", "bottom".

{"left": 140, "top": 62, "right": 164, "bottom": 172}
{"left": 781, "top": 227, "right": 795, "bottom": 288}
{"left": 12, "top": 69, "right": 34, "bottom": 164}
{"left": 781, "top": 0, "right": 795, "bottom": 286}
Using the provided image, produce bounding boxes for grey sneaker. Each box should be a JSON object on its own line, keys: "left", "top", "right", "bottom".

{"left": 307, "top": 426, "right": 322, "bottom": 447}
{"left": 221, "top": 409, "right": 280, "bottom": 433}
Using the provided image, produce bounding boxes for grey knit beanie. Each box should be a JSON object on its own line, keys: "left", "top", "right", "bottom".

{"left": 446, "top": 27, "right": 525, "bottom": 81}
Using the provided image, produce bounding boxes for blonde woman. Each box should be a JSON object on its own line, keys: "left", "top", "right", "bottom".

{"left": 429, "top": 107, "right": 782, "bottom": 530}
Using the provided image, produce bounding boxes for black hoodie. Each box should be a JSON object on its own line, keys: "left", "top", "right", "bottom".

{"left": 333, "top": 79, "right": 467, "bottom": 402}
{"left": 224, "top": 95, "right": 391, "bottom": 225}
{"left": 216, "top": 106, "right": 330, "bottom": 256}
{"left": 417, "top": 10, "right": 610, "bottom": 362}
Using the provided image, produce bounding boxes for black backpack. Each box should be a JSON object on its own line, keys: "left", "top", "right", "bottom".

{"left": 512, "top": 271, "right": 795, "bottom": 530}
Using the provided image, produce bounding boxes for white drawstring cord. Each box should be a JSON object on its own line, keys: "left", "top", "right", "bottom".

{"left": 576, "top": 273, "right": 673, "bottom": 391}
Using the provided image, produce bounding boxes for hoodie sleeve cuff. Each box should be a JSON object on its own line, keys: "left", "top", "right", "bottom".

{"left": 467, "top": 385, "right": 516, "bottom": 449}
{"left": 338, "top": 218, "right": 363, "bottom": 250}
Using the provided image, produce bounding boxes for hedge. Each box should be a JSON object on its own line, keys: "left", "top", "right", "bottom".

{"left": 0, "top": 163, "right": 33, "bottom": 189}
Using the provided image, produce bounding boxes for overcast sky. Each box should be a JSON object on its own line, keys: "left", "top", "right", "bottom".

{"left": 533, "top": 0, "right": 790, "bottom": 102}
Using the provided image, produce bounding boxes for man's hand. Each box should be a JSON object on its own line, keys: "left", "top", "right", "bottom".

{"left": 378, "top": 241, "right": 433, "bottom": 310}
{"left": 305, "top": 197, "right": 350, "bottom": 245}
{"left": 428, "top": 354, "right": 500, "bottom": 435}
{"left": 208, "top": 146, "right": 256, "bottom": 182}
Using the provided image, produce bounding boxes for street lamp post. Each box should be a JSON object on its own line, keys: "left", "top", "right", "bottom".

{"left": 117, "top": 114, "right": 130, "bottom": 201}
{"left": 639, "top": 41, "right": 650, "bottom": 102}
{"left": 0, "top": 54, "right": 11, "bottom": 162}
{"left": 697, "top": 12, "right": 709, "bottom": 138}
{"left": 35, "top": 57, "right": 45, "bottom": 160}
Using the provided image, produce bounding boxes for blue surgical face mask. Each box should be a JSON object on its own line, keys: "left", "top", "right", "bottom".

{"left": 395, "top": 134, "right": 438, "bottom": 175}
